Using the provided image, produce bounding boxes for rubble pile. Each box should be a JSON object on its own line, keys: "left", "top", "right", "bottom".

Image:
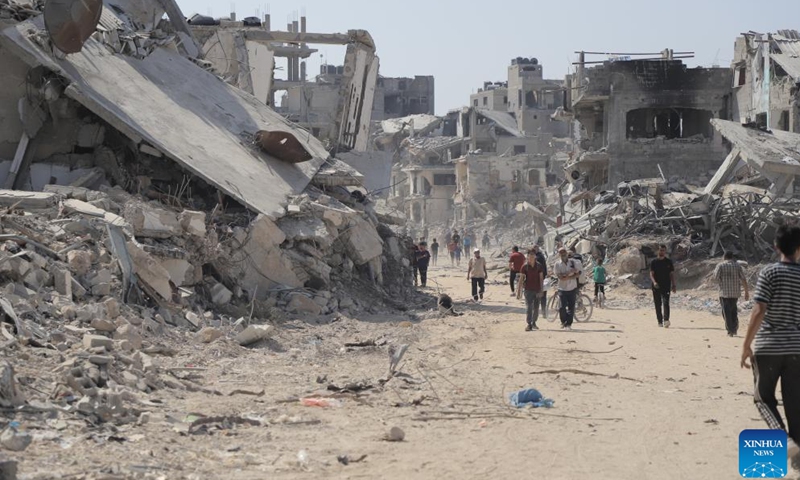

{"left": 0, "top": 0, "right": 39, "bottom": 21}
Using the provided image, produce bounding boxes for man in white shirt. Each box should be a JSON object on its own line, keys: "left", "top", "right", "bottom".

{"left": 467, "top": 249, "right": 488, "bottom": 302}
{"left": 553, "top": 247, "right": 580, "bottom": 330}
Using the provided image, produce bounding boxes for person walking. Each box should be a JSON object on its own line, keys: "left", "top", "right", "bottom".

{"left": 741, "top": 224, "right": 800, "bottom": 469}
{"left": 593, "top": 258, "right": 607, "bottom": 306}
{"left": 517, "top": 249, "right": 545, "bottom": 331}
{"left": 714, "top": 252, "right": 749, "bottom": 337}
{"left": 452, "top": 230, "right": 461, "bottom": 248}
{"left": 508, "top": 246, "right": 526, "bottom": 296}
{"left": 455, "top": 243, "right": 463, "bottom": 267}
{"left": 553, "top": 247, "right": 580, "bottom": 330}
{"left": 467, "top": 249, "right": 488, "bottom": 302}
{"left": 447, "top": 240, "right": 457, "bottom": 267}
{"left": 650, "top": 245, "right": 676, "bottom": 328}
{"left": 482, "top": 232, "right": 491, "bottom": 251}
{"left": 430, "top": 239, "right": 439, "bottom": 266}
{"left": 410, "top": 243, "right": 419, "bottom": 287}
{"left": 533, "top": 245, "right": 549, "bottom": 318}
{"left": 416, "top": 242, "right": 432, "bottom": 288}
{"left": 463, "top": 234, "right": 472, "bottom": 253}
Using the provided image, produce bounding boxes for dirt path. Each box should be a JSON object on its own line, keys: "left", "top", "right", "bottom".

{"left": 20, "top": 262, "right": 792, "bottom": 479}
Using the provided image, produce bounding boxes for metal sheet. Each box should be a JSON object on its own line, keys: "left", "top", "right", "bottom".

{"left": 43, "top": 0, "right": 102, "bottom": 53}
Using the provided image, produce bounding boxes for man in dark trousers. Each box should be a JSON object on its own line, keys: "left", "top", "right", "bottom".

{"left": 508, "top": 246, "right": 526, "bottom": 296}
{"left": 714, "top": 251, "right": 749, "bottom": 337}
{"left": 741, "top": 224, "right": 800, "bottom": 469}
{"left": 650, "top": 245, "right": 676, "bottom": 328}
{"left": 415, "top": 242, "right": 432, "bottom": 288}
{"left": 533, "top": 245, "right": 549, "bottom": 318}
{"left": 517, "top": 249, "right": 545, "bottom": 331}
{"left": 430, "top": 239, "right": 439, "bottom": 266}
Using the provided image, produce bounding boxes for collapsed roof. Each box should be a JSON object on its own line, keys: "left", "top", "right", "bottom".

{"left": 0, "top": 6, "right": 332, "bottom": 219}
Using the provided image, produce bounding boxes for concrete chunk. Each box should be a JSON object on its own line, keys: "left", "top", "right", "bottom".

{"left": 235, "top": 325, "right": 275, "bottom": 346}
{"left": 127, "top": 241, "right": 173, "bottom": 301}
{"left": 114, "top": 324, "right": 142, "bottom": 350}
{"left": 342, "top": 216, "right": 384, "bottom": 265}
{"left": 83, "top": 335, "right": 113, "bottom": 350}
{"left": 210, "top": 282, "right": 233, "bottom": 305}
{"left": 124, "top": 203, "right": 181, "bottom": 239}
{"left": 67, "top": 251, "right": 92, "bottom": 276}
{"left": 90, "top": 318, "right": 116, "bottom": 333}
{"left": 196, "top": 327, "right": 224, "bottom": 344}
{"left": 179, "top": 210, "right": 206, "bottom": 237}
{"left": 0, "top": 190, "right": 57, "bottom": 209}
{"left": 287, "top": 294, "right": 322, "bottom": 316}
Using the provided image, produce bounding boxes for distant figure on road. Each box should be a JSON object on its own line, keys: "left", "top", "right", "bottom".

{"left": 447, "top": 240, "right": 457, "bottom": 267}
{"left": 650, "top": 245, "right": 676, "bottom": 328}
{"left": 593, "top": 258, "right": 607, "bottom": 306}
{"left": 463, "top": 234, "right": 472, "bottom": 253}
{"left": 741, "top": 224, "right": 800, "bottom": 469}
{"left": 454, "top": 243, "right": 463, "bottom": 267}
{"left": 533, "top": 245, "right": 549, "bottom": 318}
{"left": 482, "top": 232, "right": 491, "bottom": 251}
{"left": 415, "top": 242, "right": 431, "bottom": 288}
{"left": 714, "top": 252, "right": 749, "bottom": 337}
{"left": 430, "top": 239, "right": 439, "bottom": 266}
{"left": 554, "top": 247, "right": 580, "bottom": 330}
{"left": 410, "top": 244, "right": 420, "bottom": 287}
{"left": 467, "top": 249, "right": 487, "bottom": 302}
{"left": 452, "top": 230, "right": 461, "bottom": 248}
{"left": 508, "top": 246, "right": 526, "bottom": 296}
{"left": 517, "top": 248, "right": 545, "bottom": 331}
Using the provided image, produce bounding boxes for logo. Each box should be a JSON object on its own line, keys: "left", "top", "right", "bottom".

{"left": 740, "top": 429, "right": 788, "bottom": 478}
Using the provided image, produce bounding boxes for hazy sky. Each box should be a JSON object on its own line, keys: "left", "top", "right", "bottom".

{"left": 178, "top": 0, "right": 800, "bottom": 115}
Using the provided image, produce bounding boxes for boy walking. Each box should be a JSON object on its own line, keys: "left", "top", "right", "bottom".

{"left": 430, "top": 239, "right": 439, "bottom": 266}
{"left": 467, "top": 249, "right": 488, "bottom": 302}
{"left": 508, "top": 246, "right": 526, "bottom": 296}
{"left": 741, "top": 224, "right": 800, "bottom": 468}
{"left": 415, "top": 242, "right": 432, "bottom": 288}
{"left": 517, "top": 249, "right": 545, "bottom": 331}
{"left": 650, "top": 245, "right": 676, "bottom": 328}
{"left": 593, "top": 258, "right": 607, "bottom": 306}
{"left": 714, "top": 252, "right": 749, "bottom": 336}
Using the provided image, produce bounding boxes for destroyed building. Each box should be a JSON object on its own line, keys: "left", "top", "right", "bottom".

{"left": 372, "top": 75, "right": 436, "bottom": 121}
{"left": 191, "top": 13, "right": 379, "bottom": 152}
{"left": 565, "top": 52, "right": 732, "bottom": 187}
{"left": 731, "top": 30, "right": 800, "bottom": 133}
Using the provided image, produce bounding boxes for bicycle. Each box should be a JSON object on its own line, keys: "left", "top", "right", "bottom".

{"left": 546, "top": 283, "right": 594, "bottom": 323}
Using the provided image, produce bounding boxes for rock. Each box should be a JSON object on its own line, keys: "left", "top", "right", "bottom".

{"left": 277, "top": 216, "right": 333, "bottom": 250}
{"left": 114, "top": 324, "right": 142, "bottom": 350}
{"left": 313, "top": 296, "right": 328, "bottom": 308}
{"left": 138, "top": 412, "right": 151, "bottom": 425}
{"left": 179, "top": 210, "right": 206, "bottom": 237}
{"left": 385, "top": 426, "right": 405, "bottom": 442}
{"left": 235, "top": 325, "right": 275, "bottom": 346}
{"left": 103, "top": 298, "right": 120, "bottom": 319}
{"left": 83, "top": 335, "right": 113, "bottom": 350}
{"left": 615, "top": 247, "right": 645, "bottom": 275}
{"left": 0, "top": 428, "right": 31, "bottom": 452}
{"left": 236, "top": 215, "right": 303, "bottom": 295}
{"left": 0, "top": 455, "right": 17, "bottom": 479}
{"left": 89, "top": 269, "right": 113, "bottom": 286}
{"left": 339, "top": 297, "right": 355, "bottom": 310}
{"left": 88, "top": 355, "right": 112, "bottom": 365}
{"left": 91, "top": 283, "right": 111, "bottom": 297}
{"left": 286, "top": 294, "right": 322, "bottom": 316}
{"left": 124, "top": 203, "right": 182, "bottom": 239}
{"left": 90, "top": 318, "right": 116, "bottom": 333}
{"left": 210, "top": 283, "right": 233, "bottom": 305}
{"left": 158, "top": 258, "right": 196, "bottom": 287}
{"left": 185, "top": 311, "right": 201, "bottom": 328}
{"left": 22, "top": 268, "right": 48, "bottom": 290}
{"left": 71, "top": 278, "right": 87, "bottom": 299}
{"left": 53, "top": 269, "right": 73, "bottom": 298}
{"left": 127, "top": 242, "right": 173, "bottom": 301}
{"left": 67, "top": 251, "right": 92, "bottom": 276}
{"left": 196, "top": 327, "right": 224, "bottom": 344}
{"left": 0, "top": 362, "right": 25, "bottom": 408}
{"left": 342, "top": 216, "right": 383, "bottom": 265}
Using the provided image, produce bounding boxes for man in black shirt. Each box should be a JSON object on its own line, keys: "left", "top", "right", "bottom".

{"left": 416, "top": 242, "right": 432, "bottom": 288}
{"left": 533, "top": 245, "right": 549, "bottom": 318}
{"left": 430, "top": 239, "right": 439, "bottom": 266}
{"left": 650, "top": 244, "right": 676, "bottom": 328}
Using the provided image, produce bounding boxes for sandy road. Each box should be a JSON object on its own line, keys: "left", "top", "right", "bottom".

{"left": 20, "top": 261, "right": 795, "bottom": 480}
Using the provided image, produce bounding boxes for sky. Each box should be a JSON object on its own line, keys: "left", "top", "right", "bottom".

{"left": 177, "top": 0, "right": 800, "bottom": 115}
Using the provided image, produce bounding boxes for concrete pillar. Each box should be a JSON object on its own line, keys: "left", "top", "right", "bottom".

{"left": 292, "top": 20, "right": 300, "bottom": 82}
{"left": 264, "top": 14, "right": 270, "bottom": 31}
{"left": 286, "top": 23, "right": 295, "bottom": 82}
{"left": 230, "top": 11, "right": 236, "bottom": 21}
{"left": 300, "top": 62, "right": 306, "bottom": 82}
{"left": 300, "top": 16, "right": 307, "bottom": 34}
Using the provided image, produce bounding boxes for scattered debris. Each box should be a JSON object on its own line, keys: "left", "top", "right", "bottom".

{"left": 384, "top": 426, "right": 405, "bottom": 442}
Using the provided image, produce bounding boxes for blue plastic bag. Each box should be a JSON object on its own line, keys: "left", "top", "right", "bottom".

{"left": 509, "top": 388, "right": 554, "bottom": 408}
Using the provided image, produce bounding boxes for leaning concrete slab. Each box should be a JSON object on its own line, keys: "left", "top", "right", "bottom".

{"left": 0, "top": 189, "right": 57, "bottom": 209}
{"left": 0, "top": 14, "right": 330, "bottom": 220}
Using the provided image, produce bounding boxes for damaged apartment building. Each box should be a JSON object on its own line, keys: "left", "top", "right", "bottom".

{"left": 731, "top": 30, "right": 800, "bottom": 133}
{"left": 563, "top": 50, "right": 733, "bottom": 188}
{"left": 387, "top": 57, "right": 566, "bottom": 230}
{"left": 0, "top": 0, "right": 418, "bottom": 325}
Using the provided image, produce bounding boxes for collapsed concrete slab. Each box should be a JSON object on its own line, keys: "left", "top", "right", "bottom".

{"left": 234, "top": 215, "right": 303, "bottom": 295}
{"left": 0, "top": 12, "right": 331, "bottom": 220}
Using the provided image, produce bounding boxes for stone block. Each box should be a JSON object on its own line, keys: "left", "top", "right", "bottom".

{"left": 67, "top": 251, "right": 92, "bottom": 276}
{"left": 277, "top": 216, "right": 333, "bottom": 250}
{"left": 103, "top": 298, "right": 120, "bottom": 319}
{"left": 124, "top": 203, "right": 181, "bottom": 239}
{"left": 53, "top": 269, "right": 73, "bottom": 298}
{"left": 127, "top": 241, "right": 173, "bottom": 301}
{"left": 89, "top": 269, "right": 113, "bottom": 286}
{"left": 179, "top": 210, "right": 206, "bottom": 237}
{"left": 83, "top": 335, "right": 113, "bottom": 350}
{"left": 91, "top": 283, "right": 111, "bottom": 297}
{"left": 342, "top": 216, "right": 383, "bottom": 265}
{"left": 235, "top": 325, "right": 275, "bottom": 346}
{"left": 90, "top": 318, "right": 116, "bottom": 332}
{"left": 159, "top": 258, "right": 195, "bottom": 287}
{"left": 88, "top": 355, "right": 112, "bottom": 365}
{"left": 210, "top": 282, "right": 233, "bottom": 305}
{"left": 616, "top": 247, "right": 645, "bottom": 275}
{"left": 237, "top": 215, "right": 302, "bottom": 295}
{"left": 196, "top": 327, "right": 224, "bottom": 343}
{"left": 22, "top": 268, "right": 48, "bottom": 290}
{"left": 114, "top": 324, "right": 142, "bottom": 350}
{"left": 287, "top": 294, "right": 322, "bottom": 316}
{"left": 0, "top": 190, "right": 57, "bottom": 209}
{"left": 71, "top": 278, "right": 87, "bottom": 299}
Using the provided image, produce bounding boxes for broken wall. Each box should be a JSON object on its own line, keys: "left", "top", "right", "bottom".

{"left": 0, "top": 42, "right": 26, "bottom": 159}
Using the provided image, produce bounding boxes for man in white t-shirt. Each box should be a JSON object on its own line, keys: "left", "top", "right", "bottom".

{"left": 467, "top": 249, "right": 488, "bottom": 302}
{"left": 553, "top": 247, "right": 581, "bottom": 330}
